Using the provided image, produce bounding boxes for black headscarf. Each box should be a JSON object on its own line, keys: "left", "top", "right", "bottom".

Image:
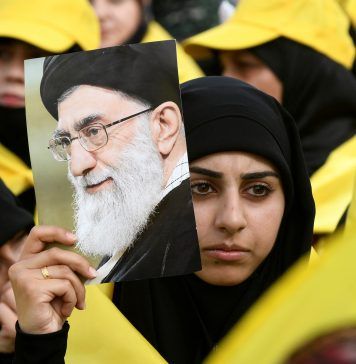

{"left": 0, "top": 179, "right": 33, "bottom": 246}
{"left": 249, "top": 37, "right": 356, "bottom": 176}
{"left": 115, "top": 77, "right": 315, "bottom": 363}
{"left": 0, "top": 106, "right": 36, "bottom": 213}
{"left": 124, "top": 0, "right": 151, "bottom": 45}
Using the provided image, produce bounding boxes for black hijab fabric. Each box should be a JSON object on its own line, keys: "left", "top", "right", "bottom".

{"left": 0, "top": 179, "right": 33, "bottom": 245}
{"left": 249, "top": 37, "right": 356, "bottom": 175}
{"left": 0, "top": 106, "right": 36, "bottom": 213}
{"left": 0, "top": 106, "right": 31, "bottom": 166}
{"left": 116, "top": 77, "right": 315, "bottom": 363}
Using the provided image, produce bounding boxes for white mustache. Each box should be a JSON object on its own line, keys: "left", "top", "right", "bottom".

{"left": 72, "top": 170, "right": 114, "bottom": 188}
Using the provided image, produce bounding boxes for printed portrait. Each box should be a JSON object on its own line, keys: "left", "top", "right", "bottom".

{"left": 25, "top": 40, "right": 201, "bottom": 283}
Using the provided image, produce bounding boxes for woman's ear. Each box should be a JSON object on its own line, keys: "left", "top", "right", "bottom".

{"left": 150, "top": 101, "right": 182, "bottom": 156}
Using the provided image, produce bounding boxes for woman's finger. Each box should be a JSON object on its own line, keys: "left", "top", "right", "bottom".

{"left": 17, "top": 247, "right": 97, "bottom": 280}
{"left": 35, "top": 264, "right": 86, "bottom": 310}
{"left": 21, "top": 225, "right": 77, "bottom": 258}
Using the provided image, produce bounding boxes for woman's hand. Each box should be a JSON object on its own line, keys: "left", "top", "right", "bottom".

{"left": 9, "top": 226, "right": 97, "bottom": 334}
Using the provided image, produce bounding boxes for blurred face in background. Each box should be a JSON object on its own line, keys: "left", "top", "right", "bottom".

{"left": 90, "top": 0, "right": 143, "bottom": 48}
{"left": 0, "top": 38, "right": 48, "bottom": 108}
{"left": 0, "top": 232, "right": 27, "bottom": 288}
{"left": 220, "top": 50, "right": 283, "bottom": 103}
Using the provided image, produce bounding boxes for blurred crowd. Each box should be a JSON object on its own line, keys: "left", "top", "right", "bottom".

{"left": 0, "top": 0, "right": 355, "bottom": 363}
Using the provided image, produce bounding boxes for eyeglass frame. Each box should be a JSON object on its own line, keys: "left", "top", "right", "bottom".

{"left": 47, "top": 107, "right": 154, "bottom": 161}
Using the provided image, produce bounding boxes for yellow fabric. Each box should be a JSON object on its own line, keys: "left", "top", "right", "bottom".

{"left": 311, "top": 136, "right": 356, "bottom": 234}
{"left": 0, "top": 144, "right": 33, "bottom": 196}
{"left": 183, "top": 0, "right": 355, "bottom": 69}
{"left": 143, "top": 21, "right": 204, "bottom": 83}
{"left": 309, "top": 246, "right": 319, "bottom": 263}
{"left": 0, "top": 0, "right": 99, "bottom": 52}
{"left": 66, "top": 284, "right": 166, "bottom": 364}
{"left": 339, "top": 0, "right": 356, "bottom": 26}
{"left": 206, "top": 182, "right": 356, "bottom": 364}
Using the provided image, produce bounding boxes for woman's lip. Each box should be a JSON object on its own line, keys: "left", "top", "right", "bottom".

{"left": 0, "top": 94, "right": 25, "bottom": 108}
{"left": 204, "top": 245, "right": 250, "bottom": 262}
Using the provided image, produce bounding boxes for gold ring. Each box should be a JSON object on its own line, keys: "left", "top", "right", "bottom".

{"left": 41, "top": 266, "right": 50, "bottom": 279}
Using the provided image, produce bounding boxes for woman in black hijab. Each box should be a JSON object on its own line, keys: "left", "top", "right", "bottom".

{"left": 0, "top": 179, "right": 33, "bottom": 362}
{"left": 217, "top": 37, "right": 356, "bottom": 177}
{"left": 116, "top": 76, "right": 315, "bottom": 363}
{"left": 246, "top": 38, "right": 356, "bottom": 176}
{"left": 10, "top": 77, "right": 314, "bottom": 364}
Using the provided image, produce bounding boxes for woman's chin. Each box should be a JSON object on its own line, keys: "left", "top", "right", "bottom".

{"left": 194, "top": 268, "right": 251, "bottom": 286}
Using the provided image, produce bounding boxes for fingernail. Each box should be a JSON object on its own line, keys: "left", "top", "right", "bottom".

{"left": 88, "top": 267, "right": 97, "bottom": 278}
{"left": 66, "top": 232, "right": 77, "bottom": 241}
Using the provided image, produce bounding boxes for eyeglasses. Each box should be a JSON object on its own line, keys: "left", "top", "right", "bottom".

{"left": 48, "top": 107, "right": 153, "bottom": 161}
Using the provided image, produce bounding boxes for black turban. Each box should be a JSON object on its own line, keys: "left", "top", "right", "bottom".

{"left": 40, "top": 40, "right": 181, "bottom": 120}
{"left": 0, "top": 180, "right": 34, "bottom": 246}
{"left": 116, "top": 77, "right": 315, "bottom": 364}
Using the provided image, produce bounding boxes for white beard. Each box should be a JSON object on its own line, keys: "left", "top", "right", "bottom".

{"left": 67, "top": 119, "right": 164, "bottom": 257}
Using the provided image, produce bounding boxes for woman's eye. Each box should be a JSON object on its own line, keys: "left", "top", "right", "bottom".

{"left": 247, "top": 184, "right": 271, "bottom": 197}
{"left": 191, "top": 182, "right": 214, "bottom": 195}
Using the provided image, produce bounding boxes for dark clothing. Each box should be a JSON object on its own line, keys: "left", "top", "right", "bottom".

{"left": 0, "top": 179, "right": 33, "bottom": 246}
{"left": 116, "top": 77, "right": 315, "bottom": 363}
{"left": 0, "top": 107, "right": 31, "bottom": 167}
{"left": 14, "top": 322, "right": 68, "bottom": 364}
{"left": 0, "top": 352, "right": 14, "bottom": 364}
{"left": 102, "top": 178, "right": 201, "bottom": 282}
{"left": 0, "top": 107, "right": 35, "bottom": 214}
{"left": 115, "top": 273, "right": 261, "bottom": 363}
{"left": 250, "top": 37, "right": 356, "bottom": 175}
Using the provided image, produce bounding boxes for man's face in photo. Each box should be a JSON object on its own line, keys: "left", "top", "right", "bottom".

{"left": 55, "top": 85, "right": 164, "bottom": 257}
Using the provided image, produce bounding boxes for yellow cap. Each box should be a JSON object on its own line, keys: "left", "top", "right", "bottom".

{"left": 183, "top": 0, "right": 355, "bottom": 69}
{"left": 0, "top": 0, "right": 100, "bottom": 52}
{"left": 339, "top": 0, "right": 356, "bottom": 26}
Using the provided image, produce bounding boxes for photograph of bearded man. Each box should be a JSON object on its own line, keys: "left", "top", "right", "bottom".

{"left": 25, "top": 40, "right": 201, "bottom": 283}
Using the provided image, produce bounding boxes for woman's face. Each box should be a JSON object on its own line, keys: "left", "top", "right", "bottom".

{"left": 220, "top": 50, "right": 283, "bottom": 103}
{"left": 90, "top": 0, "right": 142, "bottom": 48}
{"left": 0, "top": 39, "right": 46, "bottom": 108}
{"left": 190, "top": 151, "right": 285, "bottom": 286}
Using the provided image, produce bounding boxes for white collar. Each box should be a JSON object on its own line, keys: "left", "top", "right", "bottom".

{"left": 161, "top": 152, "right": 190, "bottom": 198}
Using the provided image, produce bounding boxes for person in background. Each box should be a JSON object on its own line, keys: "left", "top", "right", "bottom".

{"left": 0, "top": 179, "right": 33, "bottom": 363}
{"left": 0, "top": 0, "right": 100, "bottom": 214}
{"left": 151, "top": 0, "right": 223, "bottom": 41}
{"left": 183, "top": 0, "right": 356, "bottom": 247}
{"left": 89, "top": 0, "right": 204, "bottom": 83}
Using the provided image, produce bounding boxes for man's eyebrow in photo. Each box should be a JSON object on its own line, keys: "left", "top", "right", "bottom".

{"left": 53, "top": 128, "right": 70, "bottom": 139}
{"left": 73, "top": 113, "right": 104, "bottom": 132}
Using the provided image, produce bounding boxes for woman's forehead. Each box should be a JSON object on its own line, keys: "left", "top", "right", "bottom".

{"left": 190, "top": 151, "right": 279, "bottom": 174}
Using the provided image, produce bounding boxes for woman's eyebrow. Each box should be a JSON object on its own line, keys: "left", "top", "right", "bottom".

{"left": 241, "top": 171, "right": 279, "bottom": 180}
{"left": 189, "top": 166, "right": 223, "bottom": 179}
